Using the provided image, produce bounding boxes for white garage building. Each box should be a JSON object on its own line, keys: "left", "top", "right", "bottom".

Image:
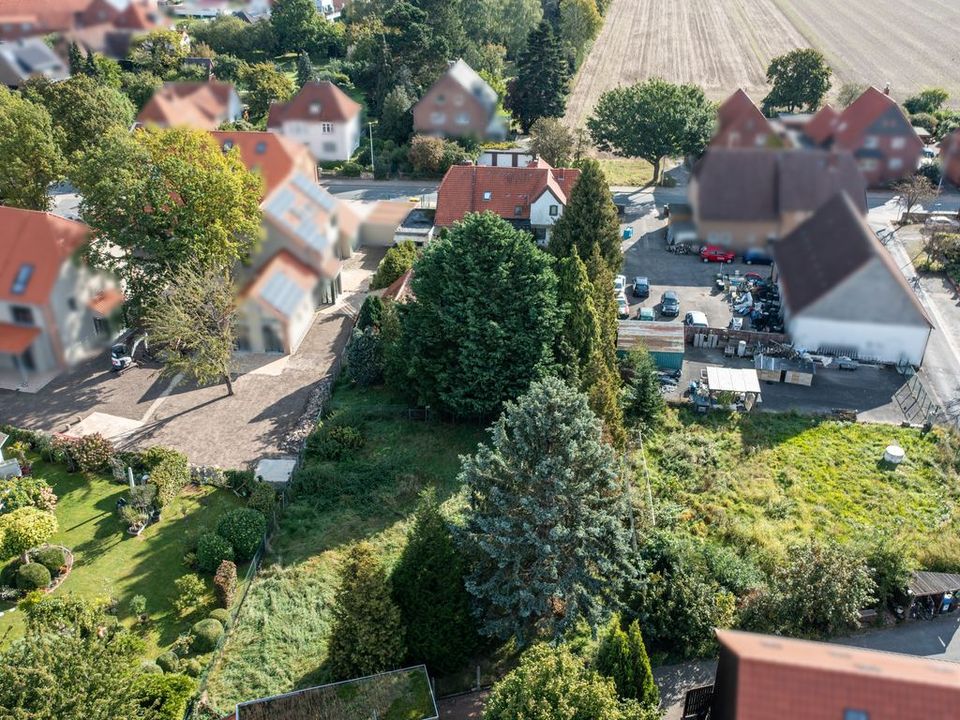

{"left": 773, "top": 192, "right": 933, "bottom": 366}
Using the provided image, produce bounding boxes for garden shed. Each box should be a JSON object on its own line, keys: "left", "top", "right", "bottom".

{"left": 617, "top": 321, "right": 685, "bottom": 370}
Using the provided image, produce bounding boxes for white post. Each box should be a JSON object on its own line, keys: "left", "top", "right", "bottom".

{"left": 127, "top": 466, "right": 135, "bottom": 489}
{"left": 368, "top": 121, "right": 375, "bottom": 174}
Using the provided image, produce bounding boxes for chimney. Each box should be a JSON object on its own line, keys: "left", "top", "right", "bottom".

{"left": 883, "top": 83, "right": 890, "bottom": 96}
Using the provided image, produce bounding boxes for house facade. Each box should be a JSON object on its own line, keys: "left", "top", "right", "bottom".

{"left": 0, "top": 38, "right": 68, "bottom": 87}
{"left": 0, "top": 208, "right": 120, "bottom": 389}
{"left": 773, "top": 192, "right": 932, "bottom": 366}
{"left": 137, "top": 81, "right": 243, "bottom": 130}
{"left": 413, "top": 59, "right": 505, "bottom": 140}
{"left": 806, "top": 86, "right": 923, "bottom": 187}
{"left": 266, "top": 81, "right": 362, "bottom": 162}
{"left": 210, "top": 131, "right": 357, "bottom": 354}
{"left": 434, "top": 160, "right": 580, "bottom": 245}
{"left": 689, "top": 148, "right": 867, "bottom": 250}
{"left": 711, "top": 89, "right": 778, "bottom": 150}
{"left": 942, "top": 129, "right": 960, "bottom": 188}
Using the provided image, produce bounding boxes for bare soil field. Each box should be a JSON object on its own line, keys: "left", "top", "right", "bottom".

{"left": 565, "top": 0, "right": 804, "bottom": 129}
{"left": 566, "top": 0, "right": 960, "bottom": 130}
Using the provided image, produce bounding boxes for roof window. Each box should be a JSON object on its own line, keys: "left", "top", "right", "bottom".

{"left": 11, "top": 264, "right": 33, "bottom": 295}
{"left": 222, "top": 140, "right": 234, "bottom": 151}
{"left": 309, "top": 102, "right": 321, "bottom": 115}
{"left": 482, "top": 191, "right": 491, "bottom": 201}
{"left": 255, "top": 141, "right": 267, "bottom": 154}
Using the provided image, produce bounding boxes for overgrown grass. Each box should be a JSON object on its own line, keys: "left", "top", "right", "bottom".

{"left": 640, "top": 409, "right": 960, "bottom": 568}
{"left": 596, "top": 158, "right": 654, "bottom": 186}
{"left": 205, "top": 381, "right": 485, "bottom": 714}
{"left": 0, "top": 458, "right": 243, "bottom": 658}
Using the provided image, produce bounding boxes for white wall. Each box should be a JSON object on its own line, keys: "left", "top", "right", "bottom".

{"left": 50, "top": 259, "right": 116, "bottom": 366}
{"left": 530, "top": 190, "right": 564, "bottom": 229}
{"left": 277, "top": 115, "right": 360, "bottom": 162}
{"left": 787, "top": 316, "right": 931, "bottom": 366}
{"left": 0, "top": 298, "right": 56, "bottom": 373}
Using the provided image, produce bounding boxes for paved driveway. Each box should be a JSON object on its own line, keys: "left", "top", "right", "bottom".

{"left": 0, "top": 250, "right": 381, "bottom": 468}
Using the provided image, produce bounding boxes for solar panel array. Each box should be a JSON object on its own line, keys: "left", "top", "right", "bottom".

{"left": 260, "top": 270, "right": 307, "bottom": 317}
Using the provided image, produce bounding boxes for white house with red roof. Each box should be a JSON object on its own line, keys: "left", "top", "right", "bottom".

{"left": 0, "top": 207, "right": 120, "bottom": 390}
{"left": 434, "top": 159, "right": 580, "bottom": 245}
{"left": 267, "top": 81, "right": 362, "bottom": 162}
{"left": 209, "top": 130, "right": 359, "bottom": 354}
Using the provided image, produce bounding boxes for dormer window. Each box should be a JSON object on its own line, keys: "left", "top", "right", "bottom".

{"left": 309, "top": 102, "right": 321, "bottom": 115}
{"left": 482, "top": 191, "right": 492, "bottom": 201}
{"left": 435, "top": 93, "right": 445, "bottom": 105}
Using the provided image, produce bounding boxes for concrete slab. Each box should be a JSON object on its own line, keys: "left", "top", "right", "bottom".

{"left": 67, "top": 411, "right": 143, "bottom": 440}
{"left": 255, "top": 457, "right": 297, "bottom": 487}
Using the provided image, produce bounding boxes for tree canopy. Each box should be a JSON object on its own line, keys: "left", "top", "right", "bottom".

{"left": 596, "top": 618, "right": 659, "bottom": 707}
{"left": 904, "top": 88, "right": 950, "bottom": 115}
{"left": 762, "top": 48, "right": 832, "bottom": 114}
{"left": 462, "top": 377, "right": 637, "bottom": 644}
{"left": 240, "top": 62, "right": 296, "bottom": 123}
{"left": 73, "top": 126, "right": 263, "bottom": 321}
{"left": 529, "top": 116, "right": 575, "bottom": 167}
{"left": 399, "top": 212, "right": 562, "bottom": 417}
{"left": 271, "top": 0, "right": 322, "bottom": 54}
{"left": 506, "top": 20, "right": 571, "bottom": 132}
{"left": 391, "top": 491, "right": 480, "bottom": 673}
{"left": 0, "top": 87, "right": 63, "bottom": 210}
{"left": 129, "top": 28, "right": 188, "bottom": 77}
{"left": 559, "top": 0, "right": 602, "bottom": 67}
{"left": 588, "top": 78, "right": 715, "bottom": 182}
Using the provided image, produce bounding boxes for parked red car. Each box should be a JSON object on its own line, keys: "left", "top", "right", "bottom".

{"left": 700, "top": 245, "right": 735, "bottom": 264}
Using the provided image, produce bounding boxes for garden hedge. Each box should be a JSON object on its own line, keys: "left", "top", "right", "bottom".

{"left": 216, "top": 508, "right": 266, "bottom": 561}
{"left": 144, "top": 447, "right": 190, "bottom": 507}
{"left": 196, "top": 533, "right": 235, "bottom": 574}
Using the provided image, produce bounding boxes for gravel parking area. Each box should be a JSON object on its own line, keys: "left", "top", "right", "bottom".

{"left": 619, "top": 224, "right": 773, "bottom": 329}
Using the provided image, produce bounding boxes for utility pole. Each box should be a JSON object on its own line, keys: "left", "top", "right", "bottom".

{"left": 368, "top": 121, "right": 375, "bottom": 175}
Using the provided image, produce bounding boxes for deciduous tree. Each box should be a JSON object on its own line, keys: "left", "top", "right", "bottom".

{"left": 559, "top": 0, "right": 602, "bottom": 67}
{"left": 837, "top": 82, "right": 866, "bottom": 108}
{"left": 485, "top": 643, "right": 652, "bottom": 720}
{"left": 905, "top": 88, "right": 949, "bottom": 115}
{"left": 391, "top": 491, "right": 479, "bottom": 673}
{"left": 271, "top": 0, "right": 321, "bottom": 54}
{"left": 400, "top": 212, "right": 561, "bottom": 416}
{"left": 121, "top": 70, "right": 163, "bottom": 111}
{"left": 588, "top": 78, "right": 714, "bottom": 183}
{"left": 506, "top": 20, "right": 570, "bottom": 132}
{"left": 462, "top": 377, "right": 637, "bottom": 643}
{"left": 143, "top": 262, "right": 239, "bottom": 395}
{"left": 240, "top": 62, "right": 295, "bottom": 123}
{"left": 762, "top": 48, "right": 832, "bottom": 114}
{"left": 73, "top": 127, "right": 263, "bottom": 321}
{"left": 548, "top": 158, "right": 622, "bottom": 272}
{"left": 129, "top": 28, "right": 188, "bottom": 77}
{"left": 327, "top": 542, "right": 406, "bottom": 679}
{"left": 0, "top": 507, "right": 57, "bottom": 562}
{"left": 530, "top": 116, "right": 575, "bottom": 167}
{"left": 0, "top": 87, "right": 63, "bottom": 210}
{"left": 894, "top": 174, "right": 936, "bottom": 221}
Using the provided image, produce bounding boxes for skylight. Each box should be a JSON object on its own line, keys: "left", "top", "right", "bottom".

{"left": 11, "top": 264, "right": 33, "bottom": 295}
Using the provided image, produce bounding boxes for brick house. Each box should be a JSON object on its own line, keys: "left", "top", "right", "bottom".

{"left": 711, "top": 89, "right": 778, "bottom": 150}
{"left": 210, "top": 131, "right": 358, "bottom": 354}
{"left": 413, "top": 59, "right": 505, "bottom": 140}
{"left": 266, "top": 81, "right": 362, "bottom": 162}
{"left": 689, "top": 148, "right": 866, "bottom": 250}
{"left": 434, "top": 160, "right": 580, "bottom": 245}
{"left": 0, "top": 207, "right": 120, "bottom": 390}
{"left": 137, "top": 81, "right": 243, "bottom": 131}
{"left": 695, "top": 629, "right": 960, "bottom": 720}
{"left": 941, "top": 129, "right": 960, "bottom": 188}
{"left": 805, "top": 86, "right": 923, "bottom": 187}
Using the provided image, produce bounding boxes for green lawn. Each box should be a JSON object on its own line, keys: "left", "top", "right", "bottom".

{"left": 205, "top": 382, "right": 485, "bottom": 714}
{"left": 597, "top": 158, "right": 655, "bottom": 187}
{"left": 0, "top": 458, "right": 243, "bottom": 658}
{"left": 641, "top": 410, "right": 960, "bottom": 566}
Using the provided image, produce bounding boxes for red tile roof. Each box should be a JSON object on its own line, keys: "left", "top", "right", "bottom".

{"left": 382, "top": 268, "right": 415, "bottom": 303}
{"left": 138, "top": 81, "right": 238, "bottom": 131}
{"left": 209, "top": 130, "right": 315, "bottom": 199}
{"left": 0, "top": 0, "right": 90, "bottom": 32}
{"left": 832, "top": 86, "right": 920, "bottom": 150}
{"left": 266, "top": 81, "right": 362, "bottom": 128}
{"left": 942, "top": 129, "right": 960, "bottom": 186}
{"left": 0, "top": 207, "right": 89, "bottom": 305}
{"left": 0, "top": 323, "right": 42, "bottom": 355}
{"left": 717, "top": 89, "right": 760, "bottom": 129}
{"left": 113, "top": 1, "right": 156, "bottom": 30}
{"left": 435, "top": 163, "right": 581, "bottom": 227}
{"left": 87, "top": 288, "right": 124, "bottom": 317}
{"left": 803, "top": 103, "right": 840, "bottom": 145}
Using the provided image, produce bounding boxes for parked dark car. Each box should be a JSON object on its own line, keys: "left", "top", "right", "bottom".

{"left": 743, "top": 248, "right": 773, "bottom": 265}
{"left": 700, "top": 245, "right": 735, "bottom": 263}
{"left": 660, "top": 290, "right": 680, "bottom": 317}
{"left": 632, "top": 276, "right": 650, "bottom": 297}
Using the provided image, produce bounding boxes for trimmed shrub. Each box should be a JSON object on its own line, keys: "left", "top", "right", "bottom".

{"left": 191, "top": 618, "right": 224, "bottom": 652}
{"left": 183, "top": 659, "right": 203, "bottom": 677}
{"left": 346, "top": 327, "right": 384, "bottom": 387}
{"left": 156, "top": 650, "right": 180, "bottom": 673}
{"left": 132, "top": 673, "right": 197, "bottom": 720}
{"left": 0, "top": 507, "right": 58, "bottom": 561}
{"left": 208, "top": 607, "right": 232, "bottom": 627}
{"left": 0, "top": 558, "right": 21, "bottom": 587}
{"left": 216, "top": 508, "right": 266, "bottom": 561}
{"left": 213, "top": 560, "right": 237, "bottom": 608}
{"left": 71, "top": 433, "right": 115, "bottom": 472}
{"left": 246, "top": 481, "right": 276, "bottom": 516}
{"left": 144, "top": 447, "right": 190, "bottom": 507}
{"left": 31, "top": 546, "right": 66, "bottom": 574}
{"left": 16, "top": 562, "right": 51, "bottom": 590}
{"left": 340, "top": 160, "right": 363, "bottom": 177}
{"left": 173, "top": 573, "right": 207, "bottom": 613}
{"left": 196, "top": 533, "right": 235, "bottom": 574}
{"left": 357, "top": 295, "right": 385, "bottom": 331}
{"left": 370, "top": 240, "right": 418, "bottom": 290}
{"left": 140, "top": 661, "right": 163, "bottom": 674}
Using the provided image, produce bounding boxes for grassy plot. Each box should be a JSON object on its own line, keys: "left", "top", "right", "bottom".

{"left": 642, "top": 409, "right": 960, "bottom": 564}
{"left": 0, "top": 457, "right": 243, "bottom": 658}
{"left": 205, "top": 382, "right": 485, "bottom": 714}
{"left": 596, "top": 158, "right": 654, "bottom": 187}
